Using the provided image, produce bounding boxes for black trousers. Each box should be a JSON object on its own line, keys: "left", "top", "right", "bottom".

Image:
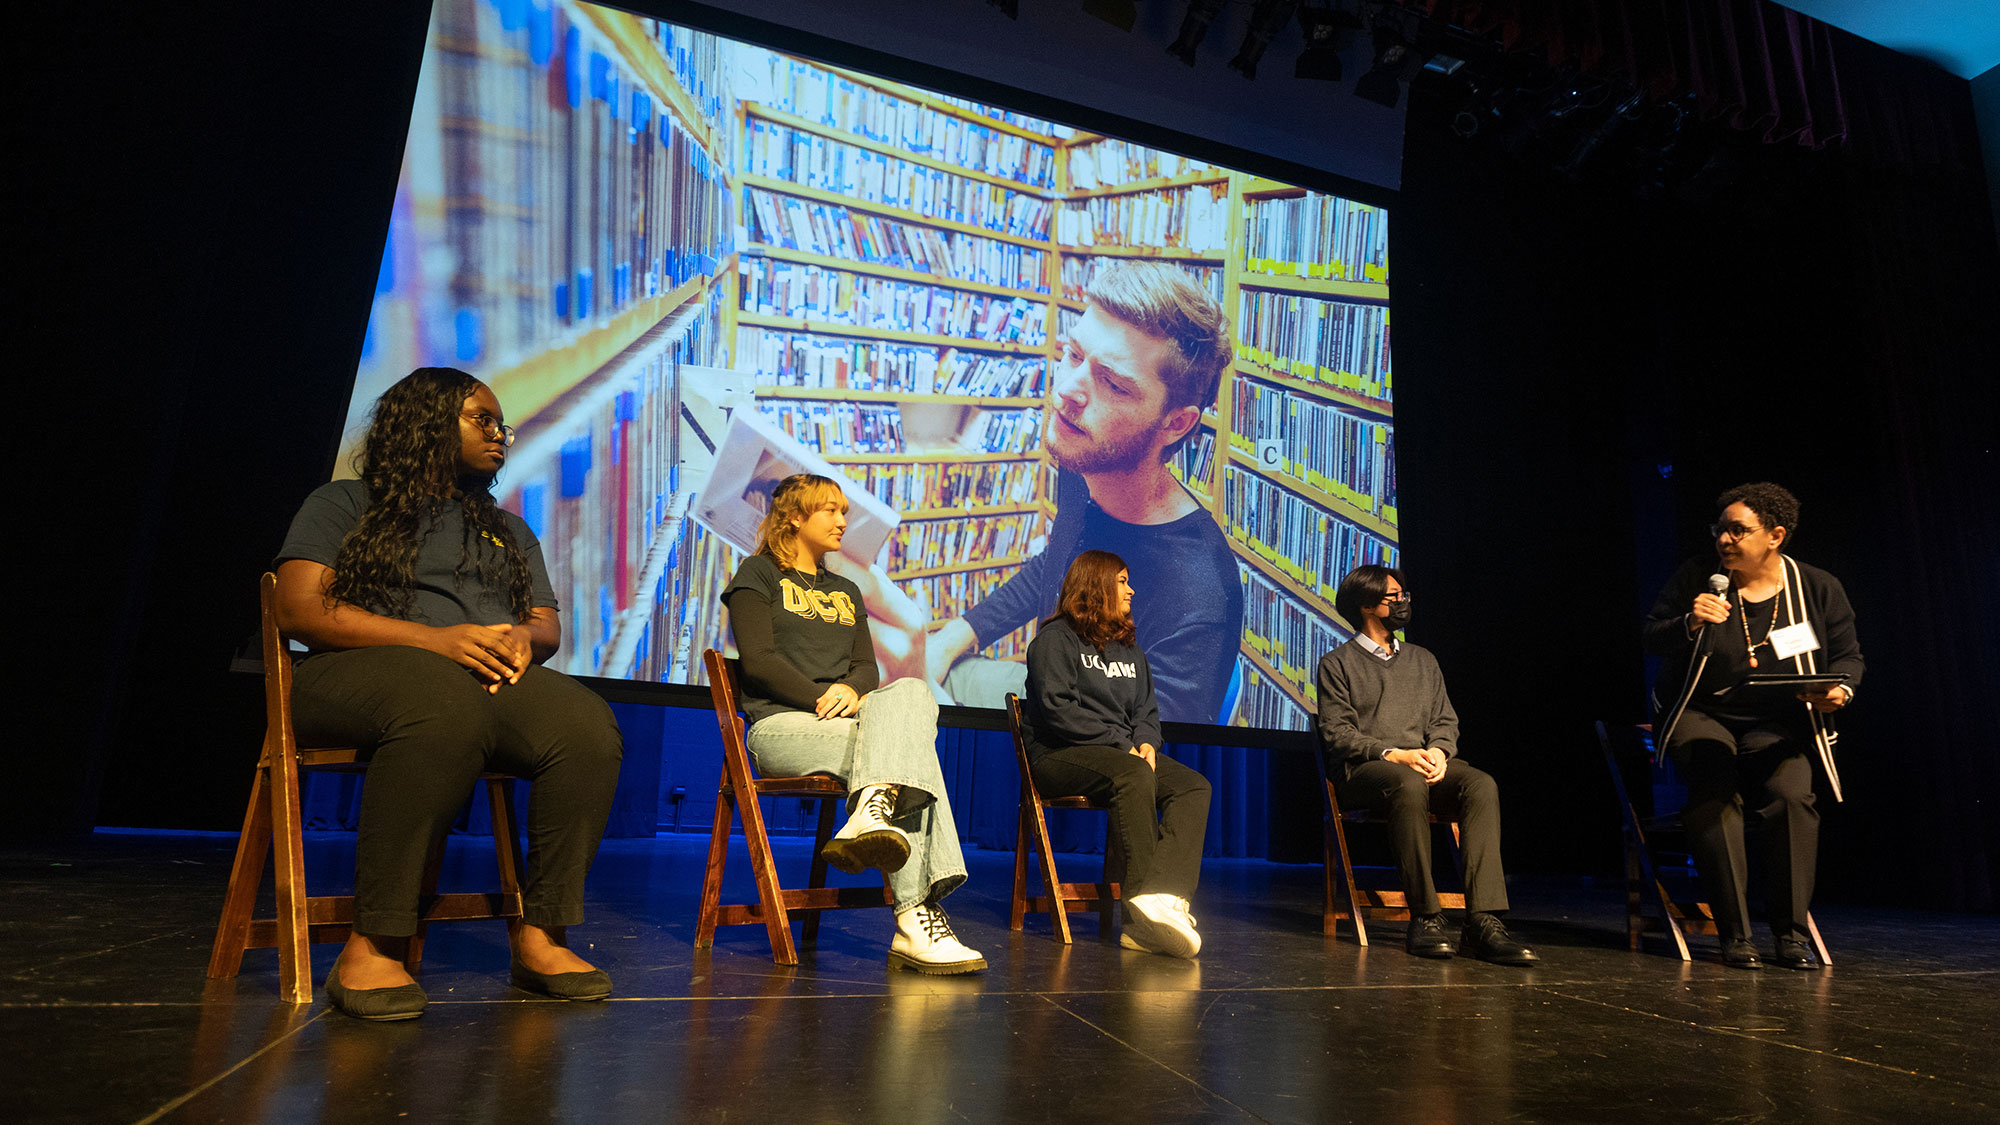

{"left": 291, "top": 646, "right": 623, "bottom": 937}
{"left": 1030, "top": 746, "right": 1211, "bottom": 900}
{"left": 1337, "top": 758, "right": 1510, "bottom": 916}
{"left": 1667, "top": 710, "right": 1818, "bottom": 941}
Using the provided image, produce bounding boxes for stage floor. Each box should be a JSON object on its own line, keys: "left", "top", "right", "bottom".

{"left": 5, "top": 830, "right": 1996, "bottom": 1123}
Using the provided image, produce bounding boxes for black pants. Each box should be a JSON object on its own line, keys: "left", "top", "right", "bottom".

{"left": 1667, "top": 710, "right": 1817, "bottom": 942}
{"left": 1337, "top": 758, "right": 1509, "bottom": 916}
{"left": 291, "top": 646, "right": 623, "bottom": 937}
{"left": 1030, "top": 746, "right": 1211, "bottom": 900}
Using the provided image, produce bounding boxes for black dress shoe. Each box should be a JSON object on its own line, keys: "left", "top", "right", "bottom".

{"left": 1460, "top": 913, "right": 1540, "bottom": 966}
{"left": 325, "top": 966, "right": 427, "bottom": 1021}
{"left": 1406, "top": 913, "right": 1456, "bottom": 959}
{"left": 1771, "top": 936, "right": 1817, "bottom": 970}
{"left": 511, "top": 957, "right": 613, "bottom": 1001}
{"left": 1720, "top": 939, "right": 1764, "bottom": 970}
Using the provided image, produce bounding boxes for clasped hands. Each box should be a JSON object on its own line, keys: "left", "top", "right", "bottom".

{"left": 432, "top": 623, "right": 533, "bottom": 694}
{"left": 1386, "top": 747, "right": 1449, "bottom": 784}
{"left": 814, "top": 682, "right": 864, "bottom": 719}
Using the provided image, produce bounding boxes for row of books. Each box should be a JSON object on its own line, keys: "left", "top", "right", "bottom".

{"left": 365, "top": 1, "right": 733, "bottom": 380}
{"left": 650, "top": 18, "right": 734, "bottom": 135}
{"left": 935, "top": 94, "right": 1061, "bottom": 139}
{"left": 1066, "top": 138, "right": 1221, "bottom": 191}
{"left": 1235, "top": 290, "right": 1393, "bottom": 403}
{"left": 1221, "top": 465, "right": 1399, "bottom": 605}
{"left": 675, "top": 519, "right": 743, "bottom": 685}
{"left": 1054, "top": 183, "right": 1230, "bottom": 252}
{"left": 737, "top": 325, "right": 1047, "bottom": 396}
{"left": 501, "top": 290, "right": 725, "bottom": 678}
{"left": 745, "top": 119, "right": 1054, "bottom": 240}
{"left": 739, "top": 258, "right": 1049, "bottom": 346}
{"left": 1229, "top": 378, "right": 1397, "bottom": 517}
{"left": 1230, "top": 658, "right": 1311, "bottom": 730}
{"left": 837, "top": 459, "right": 1049, "bottom": 511}
{"left": 1170, "top": 427, "right": 1218, "bottom": 495}
{"left": 1058, "top": 254, "right": 1223, "bottom": 307}
{"left": 1239, "top": 563, "right": 1350, "bottom": 704}
{"left": 900, "top": 567, "right": 1017, "bottom": 625}
{"left": 744, "top": 186, "right": 1050, "bottom": 293}
{"left": 741, "top": 59, "right": 1058, "bottom": 188}
{"left": 756, "top": 401, "right": 1043, "bottom": 455}
{"left": 1240, "top": 192, "right": 1389, "bottom": 284}
{"left": 886, "top": 511, "right": 1047, "bottom": 575}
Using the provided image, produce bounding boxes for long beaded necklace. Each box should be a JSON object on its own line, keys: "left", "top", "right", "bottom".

{"left": 1737, "top": 582, "right": 1781, "bottom": 669}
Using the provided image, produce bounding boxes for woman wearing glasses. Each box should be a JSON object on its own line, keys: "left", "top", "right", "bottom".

{"left": 1022, "top": 550, "right": 1211, "bottom": 958}
{"left": 272, "top": 367, "right": 623, "bottom": 1019}
{"left": 722, "top": 473, "right": 984, "bottom": 975}
{"left": 1645, "top": 482, "right": 1864, "bottom": 970}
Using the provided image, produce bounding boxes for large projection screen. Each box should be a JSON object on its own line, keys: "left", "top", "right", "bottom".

{"left": 340, "top": 0, "right": 1397, "bottom": 732}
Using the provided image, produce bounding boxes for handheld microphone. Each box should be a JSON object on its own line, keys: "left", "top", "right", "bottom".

{"left": 1697, "top": 573, "right": 1730, "bottom": 650}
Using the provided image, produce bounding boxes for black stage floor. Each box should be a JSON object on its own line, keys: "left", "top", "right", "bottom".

{"left": 5, "top": 830, "right": 1996, "bottom": 1123}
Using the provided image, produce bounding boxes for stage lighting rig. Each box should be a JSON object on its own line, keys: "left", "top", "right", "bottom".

{"left": 1083, "top": 0, "right": 1138, "bottom": 31}
{"left": 1229, "top": 0, "right": 1300, "bottom": 79}
{"left": 1168, "top": 0, "right": 1226, "bottom": 66}
{"left": 1294, "top": 3, "right": 1361, "bottom": 82}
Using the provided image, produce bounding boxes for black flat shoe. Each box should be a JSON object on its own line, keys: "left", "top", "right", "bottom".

{"left": 1461, "top": 913, "right": 1540, "bottom": 966}
{"left": 1405, "top": 913, "right": 1456, "bottom": 959}
{"left": 325, "top": 966, "right": 427, "bottom": 1021}
{"left": 511, "top": 957, "right": 613, "bottom": 1001}
{"left": 1720, "top": 939, "right": 1764, "bottom": 970}
{"left": 1771, "top": 936, "right": 1817, "bottom": 971}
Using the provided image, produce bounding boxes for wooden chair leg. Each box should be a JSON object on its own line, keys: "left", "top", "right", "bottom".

{"left": 1043, "top": 802, "right": 1075, "bottom": 944}
{"left": 803, "top": 799, "right": 838, "bottom": 946}
{"left": 209, "top": 767, "right": 274, "bottom": 980}
{"left": 1805, "top": 913, "right": 1832, "bottom": 966}
{"left": 405, "top": 833, "right": 450, "bottom": 971}
{"left": 268, "top": 752, "right": 313, "bottom": 1006}
{"left": 695, "top": 790, "right": 732, "bottom": 951}
{"left": 1330, "top": 813, "right": 1369, "bottom": 947}
{"left": 1098, "top": 820, "right": 1123, "bottom": 939}
{"left": 736, "top": 786, "right": 799, "bottom": 966}
{"left": 486, "top": 778, "right": 526, "bottom": 943}
{"left": 1010, "top": 801, "right": 1032, "bottom": 932}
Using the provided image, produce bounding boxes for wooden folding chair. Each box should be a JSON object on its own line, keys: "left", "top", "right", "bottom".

{"left": 207, "top": 572, "right": 526, "bottom": 1004}
{"left": 694, "top": 649, "right": 892, "bottom": 965}
{"left": 1316, "top": 751, "right": 1467, "bottom": 945}
{"left": 1598, "top": 721, "right": 1830, "bottom": 964}
{"left": 1004, "top": 694, "right": 1121, "bottom": 943}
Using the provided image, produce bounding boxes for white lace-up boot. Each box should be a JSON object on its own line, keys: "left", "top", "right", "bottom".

{"left": 821, "top": 784, "right": 910, "bottom": 874}
{"left": 888, "top": 903, "right": 987, "bottom": 975}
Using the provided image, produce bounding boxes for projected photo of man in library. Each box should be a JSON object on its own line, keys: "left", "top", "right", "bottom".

{"left": 923, "top": 262, "right": 1242, "bottom": 723}
{"left": 341, "top": 0, "right": 1399, "bottom": 734}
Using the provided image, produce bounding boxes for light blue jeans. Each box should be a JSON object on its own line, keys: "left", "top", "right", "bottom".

{"left": 745, "top": 677, "right": 967, "bottom": 912}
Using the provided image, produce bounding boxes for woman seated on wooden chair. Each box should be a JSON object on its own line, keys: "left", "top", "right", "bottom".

{"left": 273, "top": 367, "right": 624, "bottom": 1021}
{"left": 1023, "top": 550, "right": 1211, "bottom": 958}
{"left": 721, "top": 473, "right": 985, "bottom": 975}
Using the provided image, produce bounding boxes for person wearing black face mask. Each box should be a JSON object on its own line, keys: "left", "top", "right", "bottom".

{"left": 1313, "top": 565, "right": 1538, "bottom": 965}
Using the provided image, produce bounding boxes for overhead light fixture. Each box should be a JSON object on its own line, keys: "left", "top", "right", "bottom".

{"left": 1230, "top": 0, "right": 1300, "bottom": 79}
{"left": 1352, "top": 13, "right": 1422, "bottom": 108}
{"left": 1168, "top": 0, "right": 1226, "bottom": 66}
{"left": 1082, "top": 0, "right": 1138, "bottom": 31}
{"left": 1294, "top": 4, "right": 1361, "bottom": 82}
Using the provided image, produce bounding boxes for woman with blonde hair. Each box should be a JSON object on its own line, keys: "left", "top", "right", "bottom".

{"left": 1023, "top": 549, "right": 1211, "bottom": 958}
{"left": 721, "top": 473, "right": 984, "bottom": 974}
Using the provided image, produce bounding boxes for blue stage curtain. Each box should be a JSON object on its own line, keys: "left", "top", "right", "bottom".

{"left": 307, "top": 704, "right": 1282, "bottom": 859}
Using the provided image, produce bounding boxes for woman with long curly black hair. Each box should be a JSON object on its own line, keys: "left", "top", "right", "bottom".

{"left": 273, "top": 367, "right": 623, "bottom": 1020}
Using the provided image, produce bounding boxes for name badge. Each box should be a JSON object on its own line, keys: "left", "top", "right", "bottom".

{"left": 1769, "top": 622, "right": 1820, "bottom": 661}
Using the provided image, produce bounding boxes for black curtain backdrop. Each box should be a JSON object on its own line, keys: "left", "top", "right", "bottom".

{"left": 22, "top": 1, "right": 1996, "bottom": 911}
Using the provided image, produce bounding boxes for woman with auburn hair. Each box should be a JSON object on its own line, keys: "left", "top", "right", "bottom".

{"left": 1023, "top": 550, "right": 1212, "bottom": 958}
{"left": 273, "top": 367, "right": 623, "bottom": 1021}
{"left": 721, "top": 473, "right": 984, "bottom": 974}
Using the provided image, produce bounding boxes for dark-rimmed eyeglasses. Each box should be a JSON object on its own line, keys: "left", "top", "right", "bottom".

{"left": 1709, "top": 522, "right": 1763, "bottom": 541}
{"left": 1376, "top": 591, "right": 1412, "bottom": 605}
{"left": 465, "top": 412, "right": 516, "bottom": 446}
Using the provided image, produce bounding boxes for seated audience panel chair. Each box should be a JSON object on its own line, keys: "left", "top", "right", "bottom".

{"left": 696, "top": 649, "right": 892, "bottom": 966}
{"left": 207, "top": 572, "right": 526, "bottom": 1005}
{"left": 1004, "top": 694, "right": 1121, "bottom": 944}
{"left": 1315, "top": 752, "right": 1467, "bottom": 945}
{"left": 1597, "top": 721, "right": 1830, "bottom": 965}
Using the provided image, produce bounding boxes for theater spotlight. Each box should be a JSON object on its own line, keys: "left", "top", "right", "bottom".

{"left": 1294, "top": 4, "right": 1361, "bottom": 82}
{"left": 1229, "top": 0, "right": 1300, "bottom": 79}
{"left": 1168, "top": 0, "right": 1226, "bottom": 66}
{"left": 1082, "top": 0, "right": 1138, "bottom": 31}
{"left": 987, "top": 0, "right": 1020, "bottom": 18}
{"left": 1353, "top": 17, "right": 1422, "bottom": 107}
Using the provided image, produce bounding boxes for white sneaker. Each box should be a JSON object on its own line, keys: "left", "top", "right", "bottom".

{"left": 1122, "top": 892, "right": 1201, "bottom": 958}
{"left": 888, "top": 904, "right": 987, "bottom": 975}
{"left": 821, "top": 784, "right": 910, "bottom": 875}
